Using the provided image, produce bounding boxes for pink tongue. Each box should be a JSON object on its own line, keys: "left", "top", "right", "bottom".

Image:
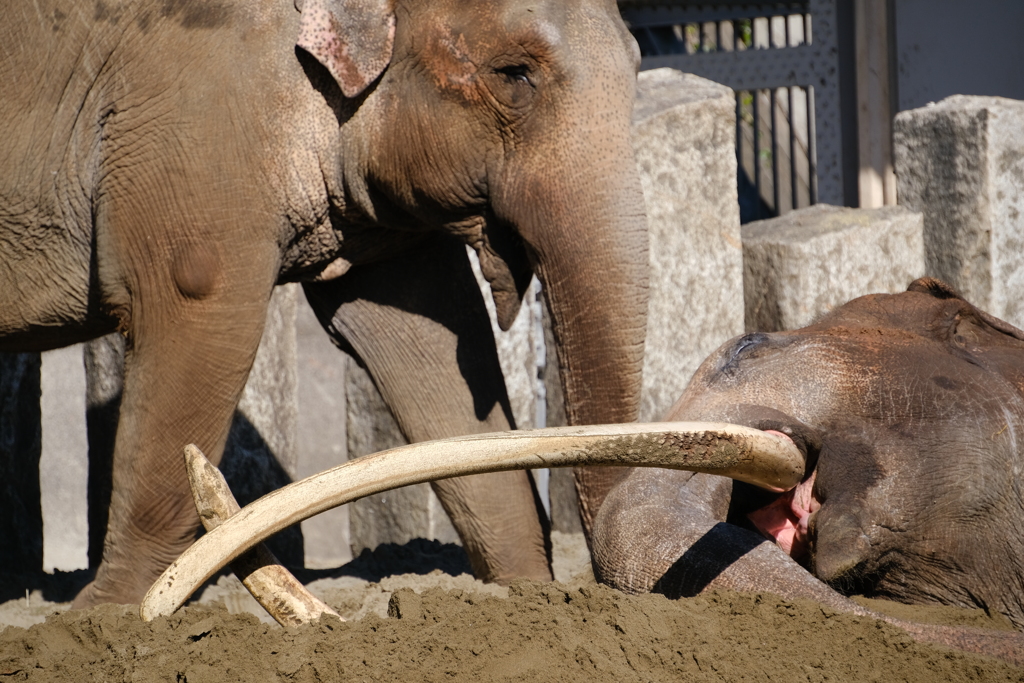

{"left": 747, "top": 445, "right": 819, "bottom": 561}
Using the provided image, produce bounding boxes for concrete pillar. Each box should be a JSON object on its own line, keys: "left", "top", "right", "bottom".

{"left": 742, "top": 204, "right": 925, "bottom": 332}
{"left": 894, "top": 95, "right": 1024, "bottom": 328}
{"left": 854, "top": 0, "right": 897, "bottom": 208}
{"left": 632, "top": 68, "right": 746, "bottom": 422}
{"left": 40, "top": 346, "right": 89, "bottom": 572}
{"left": 294, "top": 296, "right": 351, "bottom": 569}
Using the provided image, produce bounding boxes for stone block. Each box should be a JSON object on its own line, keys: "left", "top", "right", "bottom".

{"left": 294, "top": 296, "right": 351, "bottom": 569}
{"left": 40, "top": 346, "right": 89, "bottom": 572}
{"left": 632, "top": 68, "right": 745, "bottom": 422}
{"left": 894, "top": 95, "right": 1024, "bottom": 328}
{"left": 742, "top": 204, "right": 925, "bottom": 332}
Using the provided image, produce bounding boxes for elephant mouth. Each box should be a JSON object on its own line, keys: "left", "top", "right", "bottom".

{"left": 747, "top": 467, "right": 820, "bottom": 562}
{"left": 691, "top": 406, "right": 825, "bottom": 564}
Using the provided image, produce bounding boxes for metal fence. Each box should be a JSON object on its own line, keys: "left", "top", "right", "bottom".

{"left": 620, "top": 0, "right": 848, "bottom": 222}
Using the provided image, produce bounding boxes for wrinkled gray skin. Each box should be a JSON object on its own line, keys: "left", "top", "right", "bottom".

{"left": 0, "top": 0, "right": 647, "bottom": 607}
{"left": 594, "top": 278, "right": 1024, "bottom": 663}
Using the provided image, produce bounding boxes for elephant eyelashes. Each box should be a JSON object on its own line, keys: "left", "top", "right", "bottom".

{"left": 495, "top": 64, "right": 532, "bottom": 86}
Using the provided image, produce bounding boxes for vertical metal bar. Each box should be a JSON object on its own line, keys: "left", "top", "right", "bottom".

{"left": 716, "top": 19, "right": 723, "bottom": 52}
{"left": 642, "top": 27, "right": 658, "bottom": 56}
{"left": 887, "top": 0, "right": 900, "bottom": 116}
{"left": 698, "top": 22, "right": 705, "bottom": 52}
{"left": 753, "top": 88, "right": 762, "bottom": 219}
{"left": 785, "top": 16, "right": 794, "bottom": 212}
{"left": 770, "top": 87, "right": 780, "bottom": 214}
{"left": 808, "top": 85, "right": 818, "bottom": 205}
{"left": 736, "top": 91, "right": 743, "bottom": 182}
{"left": 790, "top": 86, "right": 799, "bottom": 210}
{"left": 732, "top": 19, "right": 739, "bottom": 50}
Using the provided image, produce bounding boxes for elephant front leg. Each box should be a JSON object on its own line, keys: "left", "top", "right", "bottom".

{"left": 303, "top": 234, "right": 552, "bottom": 584}
{"left": 592, "top": 468, "right": 868, "bottom": 610}
{"left": 73, "top": 273, "right": 275, "bottom": 608}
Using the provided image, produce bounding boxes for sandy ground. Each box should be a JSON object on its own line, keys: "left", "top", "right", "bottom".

{"left": 1, "top": 532, "right": 1021, "bottom": 682}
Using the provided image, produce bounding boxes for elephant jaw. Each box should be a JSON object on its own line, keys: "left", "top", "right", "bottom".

{"left": 141, "top": 423, "right": 804, "bottom": 624}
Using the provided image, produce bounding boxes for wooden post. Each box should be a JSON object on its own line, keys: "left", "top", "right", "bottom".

{"left": 855, "top": 0, "right": 897, "bottom": 207}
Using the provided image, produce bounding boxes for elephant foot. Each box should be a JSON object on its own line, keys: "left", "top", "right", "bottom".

{"left": 70, "top": 564, "right": 162, "bottom": 609}
{"left": 486, "top": 557, "right": 553, "bottom": 586}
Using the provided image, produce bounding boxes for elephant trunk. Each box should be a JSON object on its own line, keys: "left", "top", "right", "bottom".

{"left": 534, "top": 179, "right": 648, "bottom": 428}
{"left": 494, "top": 122, "right": 650, "bottom": 534}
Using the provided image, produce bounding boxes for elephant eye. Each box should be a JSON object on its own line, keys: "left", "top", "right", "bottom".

{"left": 495, "top": 64, "right": 532, "bottom": 86}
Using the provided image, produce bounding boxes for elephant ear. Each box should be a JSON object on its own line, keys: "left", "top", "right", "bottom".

{"left": 908, "top": 277, "right": 1024, "bottom": 341}
{"left": 297, "top": 0, "right": 395, "bottom": 98}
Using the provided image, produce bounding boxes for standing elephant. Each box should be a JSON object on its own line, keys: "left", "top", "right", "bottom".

{"left": 0, "top": 0, "right": 647, "bottom": 607}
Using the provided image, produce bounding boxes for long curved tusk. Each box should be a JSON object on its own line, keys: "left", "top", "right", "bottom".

{"left": 141, "top": 422, "right": 803, "bottom": 621}
{"left": 185, "top": 445, "right": 341, "bottom": 626}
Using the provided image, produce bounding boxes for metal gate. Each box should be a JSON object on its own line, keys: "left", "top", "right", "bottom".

{"left": 620, "top": 0, "right": 849, "bottom": 221}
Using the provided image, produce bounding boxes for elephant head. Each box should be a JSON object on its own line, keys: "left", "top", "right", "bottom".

{"left": 298, "top": 0, "right": 648, "bottom": 531}
{"left": 593, "top": 278, "right": 1024, "bottom": 629}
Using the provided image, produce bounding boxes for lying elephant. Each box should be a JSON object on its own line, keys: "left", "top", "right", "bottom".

{"left": 0, "top": 0, "right": 647, "bottom": 606}
{"left": 593, "top": 278, "right": 1024, "bottom": 635}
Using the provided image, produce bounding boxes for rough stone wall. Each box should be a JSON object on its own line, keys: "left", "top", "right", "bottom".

{"left": 632, "top": 68, "right": 745, "bottom": 422}
{"left": 293, "top": 296, "right": 351, "bottom": 569}
{"left": 742, "top": 205, "right": 925, "bottom": 332}
{"left": 894, "top": 95, "right": 1024, "bottom": 328}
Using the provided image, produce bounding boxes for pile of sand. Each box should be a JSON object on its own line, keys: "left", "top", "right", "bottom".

{"left": 1, "top": 534, "right": 1020, "bottom": 681}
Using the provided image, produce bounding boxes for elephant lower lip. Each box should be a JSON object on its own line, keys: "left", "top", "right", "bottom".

{"left": 747, "top": 466, "right": 820, "bottom": 562}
